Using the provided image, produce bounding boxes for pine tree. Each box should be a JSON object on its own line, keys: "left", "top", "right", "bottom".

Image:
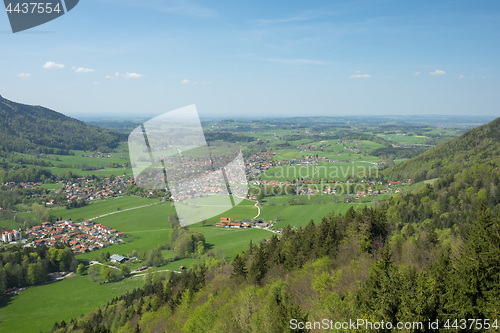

{"left": 231, "top": 254, "right": 247, "bottom": 278}
{"left": 447, "top": 202, "right": 500, "bottom": 318}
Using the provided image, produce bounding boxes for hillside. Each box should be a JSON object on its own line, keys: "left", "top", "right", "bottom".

{"left": 0, "top": 95, "right": 126, "bottom": 154}
{"left": 383, "top": 117, "right": 500, "bottom": 182}
{"left": 48, "top": 120, "right": 500, "bottom": 332}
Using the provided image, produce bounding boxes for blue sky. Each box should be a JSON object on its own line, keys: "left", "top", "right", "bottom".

{"left": 1, "top": 0, "right": 499, "bottom": 118}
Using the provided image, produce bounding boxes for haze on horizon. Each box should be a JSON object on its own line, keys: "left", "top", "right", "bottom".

{"left": 1, "top": 0, "right": 499, "bottom": 118}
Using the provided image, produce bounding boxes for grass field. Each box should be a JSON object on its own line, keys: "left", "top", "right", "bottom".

{"left": 376, "top": 133, "right": 429, "bottom": 145}
{"left": 190, "top": 226, "right": 272, "bottom": 259}
{"left": 50, "top": 196, "right": 159, "bottom": 222}
{"left": 37, "top": 183, "right": 64, "bottom": 190}
{"left": 76, "top": 202, "right": 175, "bottom": 260}
{"left": 260, "top": 202, "right": 363, "bottom": 228}
{"left": 0, "top": 275, "right": 146, "bottom": 333}
{"left": 47, "top": 166, "right": 133, "bottom": 177}
{"left": 0, "top": 219, "right": 19, "bottom": 230}
{"left": 260, "top": 161, "right": 379, "bottom": 181}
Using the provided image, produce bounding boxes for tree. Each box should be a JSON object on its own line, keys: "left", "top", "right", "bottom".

{"left": 88, "top": 264, "right": 102, "bottom": 283}
{"left": 448, "top": 203, "right": 500, "bottom": 318}
{"left": 169, "top": 214, "right": 180, "bottom": 228}
{"left": 101, "top": 266, "right": 118, "bottom": 282}
{"left": 197, "top": 241, "right": 205, "bottom": 255}
{"left": 57, "top": 247, "right": 74, "bottom": 271}
{"left": 27, "top": 262, "right": 45, "bottom": 285}
{"left": 77, "top": 263, "right": 85, "bottom": 275}
{"left": 32, "top": 203, "right": 49, "bottom": 221}
{"left": 120, "top": 264, "right": 131, "bottom": 277}
{"left": 0, "top": 267, "right": 6, "bottom": 294}
{"left": 231, "top": 254, "right": 247, "bottom": 278}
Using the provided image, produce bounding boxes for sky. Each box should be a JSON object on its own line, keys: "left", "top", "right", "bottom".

{"left": 1, "top": 0, "right": 500, "bottom": 119}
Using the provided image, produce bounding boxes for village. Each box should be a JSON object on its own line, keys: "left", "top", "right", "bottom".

{"left": 5, "top": 219, "right": 125, "bottom": 254}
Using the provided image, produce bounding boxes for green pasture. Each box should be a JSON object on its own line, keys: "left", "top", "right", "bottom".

{"left": 260, "top": 161, "right": 379, "bottom": 181}
{"left": 76, "top": 203, "right": 174, "bottom": 260}
{"left": 0, "top": 275, "right": 145, "bottom": 333}
{"left": 260, "top": 202, "right": 363, "bottom": 228}
{"left": 37, "top": 183, "right": 64, "bottom": 191}
{"left": 376, "top": 133, "right": 429, "bottom": 145}
{"left": 50, "top": 196, "right": 158, "bottom": 222}
{"left": 47, "top": 166, "right": 133, "bottom": 177}
{"left": 0, "top": 219, "right": 18, "bottom": 230}
{"left": 190, "top": 226, "right": 272, "bottom": 259}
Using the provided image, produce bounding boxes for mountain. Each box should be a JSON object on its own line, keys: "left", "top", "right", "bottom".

{"left": 383, "top": 117, "right": 500, "bottom": 182}
{"left": 0, "top": 95, "right": 127, "bottom": 154}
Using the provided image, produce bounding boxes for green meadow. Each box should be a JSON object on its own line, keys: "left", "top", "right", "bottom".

{"left": 260, "top": 202, "right": 363, "bottom": 228}
{"left": 0, "top": 275, "right": 146, "bottom": 333}
{"left": 75, "top": 202, "right": 174, "bottom": 260}
{"left": 50, "top": 196, "right": 158, "bottom": 222}
{"left": 190, "top": 226, "right": 272, "bottom": 259}
{"left": 260, "top": 161, "right": 379, "bottom": 181}
{"left": 376, "top": 133, "right": 429, "bottom": 145}
{"left": 47, "top": 166, "right": 133, "bottom": 177}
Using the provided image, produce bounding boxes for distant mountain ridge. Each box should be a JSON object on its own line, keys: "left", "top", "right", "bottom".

{"left": 0, "top": 95, "right": 127, "bottom": 154}
{"left": 383, "top": 117, "right": 500, "bottom": 182}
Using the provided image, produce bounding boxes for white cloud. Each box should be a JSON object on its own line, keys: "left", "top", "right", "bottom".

{"left": 17, "top": 73, "right": 31, "bottom": 78}
{"left": 43, "top": 61, "right": 64, "bottom": 69}
{"left": 181, "top": 79, "right": 190, "bottom": 84}
{"left": 429, "top": 69, "right": 446, "bottom": 76}
{"left": 124, "top": 72, "right": 143, "bottom": 78}
{"left": 458, "top": 75, "right": 465, "bottom": 79}
{"left": 414, "top": 72, "right": 421, "bottom": 76}
{"left": 74, "top": 67, "right": 95, "bottom": 73}
{"left": 350, "top": 74, "right": 371, "bottom": 79}
{"left": 106, "top": 72, "right": 144, "bottom": 79}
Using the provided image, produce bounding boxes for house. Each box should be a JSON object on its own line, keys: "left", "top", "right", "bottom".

{"left": 1, "top": 229, "right": 21, "bottom": 243}
{"left": 229, "top": 222, "right": 242, "bottom": 228}
{"left": 110, "top": 254, "right": 128, "bottom": 264}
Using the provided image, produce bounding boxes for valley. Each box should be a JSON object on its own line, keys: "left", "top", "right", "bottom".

{"left": 0, "top": 96, "right": 498, "bottom": 332}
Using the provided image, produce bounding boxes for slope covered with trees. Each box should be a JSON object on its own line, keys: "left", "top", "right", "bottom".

{"left": 383, "top": 117, "right": 500, "bottom": 182}
{"left": 0, "top": 95, "right": 126, "bottom": 155}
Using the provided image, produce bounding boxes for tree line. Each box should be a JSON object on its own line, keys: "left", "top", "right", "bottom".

{"left": 0, "top": 244, "right": 77, "bottom": 293}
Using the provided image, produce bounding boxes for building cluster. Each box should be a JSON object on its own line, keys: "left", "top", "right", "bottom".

{"left": 160, "top": 154, "right": 248, "bottom": 203}
{"left": 59, "top": 176, "right": 132, "bottom": 202}
{"left": 3, "top": 181, "right": 42, "bottom": 190}
{"left": 84, "top": 152, "right": 112, "bottom": 158}
{"left": 215, "top": 217, "right": 271, "bottom": 229}
{"left": 24, "top": 219, "right": 123, "bottom": 253}
{"left": 1, "top": 229, "right": 21, "bottom": 242}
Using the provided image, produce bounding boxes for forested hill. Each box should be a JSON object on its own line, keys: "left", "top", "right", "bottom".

{"left": 0, "top": 95, "right": 126, "bottom": 154}
{"left": 383, "top": 117, "right": 500, "bottom": 182}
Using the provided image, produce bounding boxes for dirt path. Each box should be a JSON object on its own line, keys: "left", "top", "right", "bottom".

{"left": 90, "top": 202, "right": 160, "bottom": 221}
{"left": 253, "top": 201, "right": 261, "bottom": 219}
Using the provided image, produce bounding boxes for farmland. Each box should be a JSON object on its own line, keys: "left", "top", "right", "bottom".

{"left": 0, "top": 275, "right": 146, "bottom": 333}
